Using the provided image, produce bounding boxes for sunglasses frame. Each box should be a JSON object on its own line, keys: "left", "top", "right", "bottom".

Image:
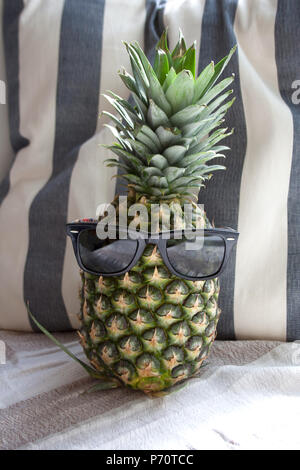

{"left": 66, "top": 222, "right": 239, "bottom": 281}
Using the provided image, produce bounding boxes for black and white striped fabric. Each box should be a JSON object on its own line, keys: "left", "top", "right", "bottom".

{"left": 0, "top": 0, "right": 299, "bottom": 340}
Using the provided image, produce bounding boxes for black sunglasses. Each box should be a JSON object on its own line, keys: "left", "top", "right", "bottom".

{"left": 66, "top": 220, "right": 239, "bottom": 281}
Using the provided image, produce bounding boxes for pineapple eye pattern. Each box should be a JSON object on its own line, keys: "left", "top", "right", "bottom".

{"left": 80, "top": 268, "right": 219, "bottom": 391}
{"left": 73, "top": 270, "right": 220, "bottom": 391}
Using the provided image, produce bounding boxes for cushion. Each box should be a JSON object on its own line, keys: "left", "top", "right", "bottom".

{"left": 1, "top": 0, "right": 299, "bottom": 341}
{"left": 163, "top": 0, "right": 300, "bottom": 341}
{"left": 0, "top": 0, "right": 151, "bottom": 331}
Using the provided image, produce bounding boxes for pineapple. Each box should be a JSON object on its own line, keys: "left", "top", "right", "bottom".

{"left": 79, "top": 32, "right": 236, "bottom": 393}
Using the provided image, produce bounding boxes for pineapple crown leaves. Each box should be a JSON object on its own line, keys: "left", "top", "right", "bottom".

{"left": 103, "top": 30, "right": 236, "bottom": 201}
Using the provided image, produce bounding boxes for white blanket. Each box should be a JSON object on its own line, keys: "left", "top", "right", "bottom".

{"left": 0, "top": 330, "right": 299, "bottom": 450}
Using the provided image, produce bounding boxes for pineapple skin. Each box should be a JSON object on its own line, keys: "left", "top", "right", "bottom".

{"left": 78, "top": 239, "right": 221, "bottom": 394}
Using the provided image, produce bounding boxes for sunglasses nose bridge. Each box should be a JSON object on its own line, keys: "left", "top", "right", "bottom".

{"left": 145, "top": 238, "right": 166, "bottom": 260}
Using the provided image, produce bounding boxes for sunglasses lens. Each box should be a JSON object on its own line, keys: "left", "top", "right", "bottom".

{"left": 78, "top": 230, "right": 138, "bottom": 274}
{"left": 166, "top": 234, "right": 225, "bottom": 278}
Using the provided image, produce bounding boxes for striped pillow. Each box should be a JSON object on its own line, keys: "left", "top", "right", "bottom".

{"left": 163, "top": 0, "right": 300, "bottom": 341}
{"left": 1, "top": 0, "right": 299, "bottom": 341}
{"left": 0, "top": 0, "right": 155, "bottom": 331}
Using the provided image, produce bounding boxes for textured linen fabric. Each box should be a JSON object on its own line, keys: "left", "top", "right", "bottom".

{"left": 0, "top": 0, "right": 299, "bottom": 340}
{"left": 1, "top": 331, "right": 300, "bottom": 450}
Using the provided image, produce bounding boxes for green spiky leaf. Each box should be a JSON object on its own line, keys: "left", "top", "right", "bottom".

{"left": 165, "top": 70, "right": 194, "bottom": 112}
{"left": 204, "top": 45, "right": 237, "bottom": 93}
{"left": 170, "top": 104, "right": 206, "bottom": 128}
{"left": 27, "top": 306, "right": 117, "bottom": 382}
{"left": 150, "top": 154, "right": 169, "bottom": 170}
{"left": 182, "top": 43, "right": 196, "bottom": 78}
{"left": 163, "top": 145, "right": 187, "bottom": 165}
{"left": 155, "top": 126, "right": 182, "bottom": 148}
{"left": 154, "top": 49, "right": 170, "bottom": 85}
{"left": 194, "top": 62, "right": 215, "bottom": 101}
{"left": 131, "top": 42, "right": 172, "bottom": 115}
{"left": 164, "top": 167, "right": 186, "bottom": 182}
{"left": 162, "top": 67, "right": 177, "bottom": 92}
{"left": 147, "top": 99, "right": 170, "bottom": 128}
